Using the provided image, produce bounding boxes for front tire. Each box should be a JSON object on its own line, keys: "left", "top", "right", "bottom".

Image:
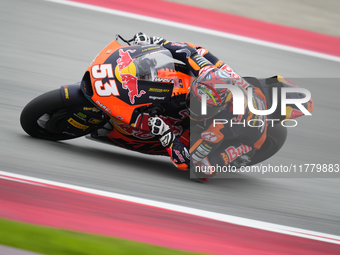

{"left": 20, "top": 89, "right": 89, "bottom": 140}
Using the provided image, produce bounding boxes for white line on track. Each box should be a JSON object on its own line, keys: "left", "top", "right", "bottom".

{"left": 0, "top": 175, "right": 47, "bottom": 187}
{"left": 44, "top": 0, "right": 340, "bottom": 63}
{"left": 1, "top": 170, "right": 340, "bottom": 245}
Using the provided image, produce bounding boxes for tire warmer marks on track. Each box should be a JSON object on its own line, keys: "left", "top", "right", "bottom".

{"left": 0, "top": 179, "right": 339, "bottom": 255}
{"left": 64, "top": 0, "right": 340, "bottom": 57}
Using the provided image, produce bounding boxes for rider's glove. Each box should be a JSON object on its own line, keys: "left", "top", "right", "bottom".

{"left": 133, "top": 32, "right": 151, "bottom": 45}
{"left": 232, "top": 155, "right": 251, "bottom": 168}
{"left": 133, "top": 32, "right": 165, "bottom": 45}
{"left": 148, "top": 117, "right": 174, "bottom": 147}
{"left": 151, "top": 36, "right": 165, "bottom": 45}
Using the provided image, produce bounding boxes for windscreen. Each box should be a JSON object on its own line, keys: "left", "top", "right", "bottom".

{"left": 133, "top": 49, "right": 175, "bottom": 82}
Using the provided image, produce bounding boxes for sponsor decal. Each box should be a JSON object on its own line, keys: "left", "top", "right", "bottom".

{"left": 252, "top": 97, "right": 257, "bottom": 110}
{"left": 197, "top": 145, "right": 210, "bottom": 157}
{"left": 89, "top": 118, "right": 101, "bottom": 124}
{"left": 193, "top": 55, "right": 210, "bottom": 68}
{"left": 73, "top": 113, "right": 86, "bottom": 122}
{"left": 149, "top": 96, "right": 166, "bottom": 100}
{"left": 221, "top": 152, "right": 229, "bottom": 165}
{"left": 174, "top": 149, "right": 185, "bottom": 163}
{"left": 225, "top": 144, "right": 252, "bottom": 162}
{"left": 154, "top": 77, "right": 173, "bottom": 83}
{"left": 250, "top": 115, "right": 258, "bottom": 127}
{"left": 142, "top": 46, "right": 161, "bottom": 52}
{"left": 192, "top": 143, "right": 212, "bottom": 164}
{"left": 77, "top": 112, "right": 87, "bottom": 118}
{"left": 220, "top": 64, "right": 233, "bottom": 73}
{"left": 171, "top": 42, "right": 186, "bottom": 47}
{"left": 196, "top": 48, "right": 207, "bottom": 56}
{"left": 148, "top": 88, "right": 170, "bottom": 93}
{"left": 64, "top": 86, "right": 69, "bottom": 99}
{"left": 83, "top": 107, "right": 101, "bottom": 112}
{"left": 197, "top": 88, "right": 208, "bottom": 98}
{"left": 215, "top": 60, "right": 224, "bottom": 68}
{"left": 96, "top": 100, "right": 111, "bottom": 113}
{"left": 201, "top": 132, "right": 217, "bottom": 142}
{"left": 67, "top": 118, "right": 89, "bottom": 130}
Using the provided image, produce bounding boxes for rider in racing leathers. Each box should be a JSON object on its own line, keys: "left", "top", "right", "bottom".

{"left": 133, "top": 32, "right": 268, "bottom": 180}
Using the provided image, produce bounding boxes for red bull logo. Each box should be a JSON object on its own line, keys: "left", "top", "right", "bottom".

{"left": 116, "top": 49, "right": 146, "bottom": 104}
{"left": 117, "top": 49, "right": 136, "bottom": 71}
{"left": 121, "top": 73, "right": 146, "bottom": 104}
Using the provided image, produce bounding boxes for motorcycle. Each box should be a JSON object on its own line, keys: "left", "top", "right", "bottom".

{"left": 20, "top": 34, "right": 313, "bottom": 170}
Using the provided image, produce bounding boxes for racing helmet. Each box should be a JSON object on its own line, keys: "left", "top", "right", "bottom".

{"left": 186, "top": 68, "right": 234, "bottom": 121}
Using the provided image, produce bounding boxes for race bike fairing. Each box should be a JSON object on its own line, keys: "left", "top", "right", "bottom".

{"left": 82, "top": 43, "right": 193, "bottom": 125}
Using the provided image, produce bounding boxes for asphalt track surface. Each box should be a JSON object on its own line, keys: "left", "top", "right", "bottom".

{"left": 1, "top": 0, "right": 340, "bottom": 245}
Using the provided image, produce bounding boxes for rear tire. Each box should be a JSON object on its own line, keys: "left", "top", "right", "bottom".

{"left": 20, "top": 89, "right": 88, "bottom": 140}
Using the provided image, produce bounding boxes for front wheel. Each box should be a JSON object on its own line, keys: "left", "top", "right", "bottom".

{"left": 20, "top": 89, "right": 94, "bottom": 140}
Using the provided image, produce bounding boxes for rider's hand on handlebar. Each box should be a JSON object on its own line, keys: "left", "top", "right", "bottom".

{"left": 133, "top": 32, "right": 165, "bottom": 46}
{"left": 133, "top": 32, "right": 151, "bottom": 45}
{"left": 148, "top": 117, "right": 174, "bottom": 147}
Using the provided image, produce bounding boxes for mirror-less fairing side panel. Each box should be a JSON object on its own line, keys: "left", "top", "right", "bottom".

{"left": 57, "top": 84, "right": 105, "bottom": 136}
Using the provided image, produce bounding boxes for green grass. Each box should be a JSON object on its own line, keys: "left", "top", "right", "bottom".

{"left": 0, "top": 218, "right": 206, "bottom": 255}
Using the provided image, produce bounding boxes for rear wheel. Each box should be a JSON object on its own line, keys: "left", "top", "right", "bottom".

{"left": 20, "top": 89, "right": 91, "bottom": 140}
